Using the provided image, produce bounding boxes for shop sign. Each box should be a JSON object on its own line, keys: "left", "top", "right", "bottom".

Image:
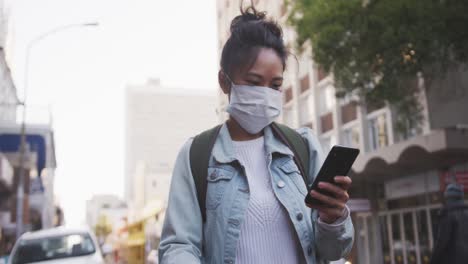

{"left": 385, "top": 172, "right": 440, "bottom": 200}
{"left": 439, "top": 171, "right": 468, "bottom": 191}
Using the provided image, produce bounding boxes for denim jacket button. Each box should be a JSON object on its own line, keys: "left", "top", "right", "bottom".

{"left": 277, "top": 180, "right": 286, "bottom": 188}
{"left": 229, "top": 219, "right": 240, "bottom": 227}
{"left": 209, "top": 171, "right": 218, "bottom": 180}
{"left": 296, "top": 212, "right": 304, "bottom": 221}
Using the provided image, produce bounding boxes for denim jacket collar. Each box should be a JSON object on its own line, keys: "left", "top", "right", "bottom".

{"left": 212, "top": 123, "right": 294, "bottom": 164}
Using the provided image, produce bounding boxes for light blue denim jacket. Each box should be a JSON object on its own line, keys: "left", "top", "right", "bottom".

{"left": 159, "top": 124, "right": 354, "bottom": 264}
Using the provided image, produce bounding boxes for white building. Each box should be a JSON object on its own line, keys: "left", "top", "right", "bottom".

{"left": 125, "top": 79, "right": 217, "bottom": 220}
{"left": 0, "top": 0, "right": 17, "bottom": 123}
{"left": 217, "top": 1, "right": 468, "bottom": 264}
{"left": 0, "top": 48, "right": 16, "bottom": 123}
{"left": 86, "top": 195, "right": 128, "bottom": 231}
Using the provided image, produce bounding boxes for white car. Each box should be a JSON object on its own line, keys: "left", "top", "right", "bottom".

{"left": 8, "top": 226, "right": 104, "bottom": 264}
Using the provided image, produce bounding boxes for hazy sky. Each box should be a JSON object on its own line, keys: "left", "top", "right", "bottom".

{"left": 7, "top": 0, "right": 219, "bottom": 225}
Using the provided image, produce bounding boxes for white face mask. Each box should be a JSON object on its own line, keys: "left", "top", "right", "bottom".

{"left": 225, "top": 78, "right": 283, "bottom": 134}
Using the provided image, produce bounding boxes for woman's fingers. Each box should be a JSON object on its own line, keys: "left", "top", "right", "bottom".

{"left": 334, "top": 176, "right": 352, "bottom": 190}
{"left": 309, "top": 190, "right": 345, "bottom": 210}
{"left": 306, "top": 175, "right": 352, "bottom": 223}
{"left": 317, "top": 182, "right": 349, "bottom": 202}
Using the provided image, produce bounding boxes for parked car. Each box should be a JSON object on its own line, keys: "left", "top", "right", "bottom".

{"left": 8, "top": 226, "right": 104, "bottom": 264}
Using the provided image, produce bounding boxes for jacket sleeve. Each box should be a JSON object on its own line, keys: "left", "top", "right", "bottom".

{"left": 158, "top": 139, "right": 203, "bottom": 264}
{"left": 298, "top": 127, "right": 355, "bottom": 261}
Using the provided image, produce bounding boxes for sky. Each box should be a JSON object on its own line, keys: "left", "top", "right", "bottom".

{"left": 6, "top": 0, "right": 219, "bottom": 225}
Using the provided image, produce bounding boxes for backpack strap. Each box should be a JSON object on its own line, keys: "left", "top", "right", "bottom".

{"left": 189, "top": 125, "right": 222, "bottom": 223}
{"left": 271, "top": 122, "right": 310, "bottom": 187}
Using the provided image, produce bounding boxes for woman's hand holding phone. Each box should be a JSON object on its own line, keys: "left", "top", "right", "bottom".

{"left": 306, "top": 176, "right": 352, "bottom": 224}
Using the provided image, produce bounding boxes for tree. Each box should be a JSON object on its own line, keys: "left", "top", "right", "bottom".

{"left": 288, "top": 0, "right": 468, "bottom": 132}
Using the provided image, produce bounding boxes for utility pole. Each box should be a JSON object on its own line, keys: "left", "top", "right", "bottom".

{"left": 15, "top": 22, "right": 98, "bottom": 238}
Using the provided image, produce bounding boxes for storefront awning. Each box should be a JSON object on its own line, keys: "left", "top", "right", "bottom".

{"left": 0, "top": 133, "right": 47, "bottom": 175}
{"left": 351, "top": 128, "right": 468, "bottom": 182}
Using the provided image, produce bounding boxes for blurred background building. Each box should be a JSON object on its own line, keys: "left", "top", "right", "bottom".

{"left": 0, "top": 0, "right": 18, "bottom": 255}
{"left": 0, "top": 0, "right": 58, "bottom": 258}
{"left": 124, "top": 78, "right": 217, "bottom": 220}
{"left": 217, "top": 1, "right": 468, "bottom": 264}
{"left": 86, "top": 194, "right": 128, "bottom": 233}
{"left": 0, "top": 123, "right": 57, "bottom": 254}
{"left": 122, "top": 78, "right": 217, "bottom": 262}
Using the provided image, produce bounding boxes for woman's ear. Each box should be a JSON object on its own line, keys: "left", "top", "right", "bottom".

{"left": 218, "top": 70, "right": 230, "bottom": 95}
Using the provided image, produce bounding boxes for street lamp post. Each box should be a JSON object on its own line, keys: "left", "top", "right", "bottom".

{"left": 16, "top": 22, "right": 98, "bottom": 239}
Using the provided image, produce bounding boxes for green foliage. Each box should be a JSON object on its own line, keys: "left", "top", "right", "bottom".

{"left": 288, "top": 0, "right": 468, "bottom": 131}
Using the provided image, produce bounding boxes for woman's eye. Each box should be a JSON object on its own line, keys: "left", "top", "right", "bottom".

{"left": 271, "top": 84, "right": 282, "bottom": 90}
{"left": 246, "top": 80, "right": 260, "bottom": 86}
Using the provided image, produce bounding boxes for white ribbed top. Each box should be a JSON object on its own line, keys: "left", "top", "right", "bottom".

{"left": 233, "top": 137, "right": 304, "bottom": 264}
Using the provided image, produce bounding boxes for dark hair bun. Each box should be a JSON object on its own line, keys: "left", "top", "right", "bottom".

{"left": 230, "top": 6, "right": 282, "bottom": 39}
{"left": 220, "top": 4, "right": 288, "bottom": 76}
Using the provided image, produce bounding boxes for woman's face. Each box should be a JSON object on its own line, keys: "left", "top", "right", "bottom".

{"left": 219, "top": 48, "right": 284, "bottom": 93}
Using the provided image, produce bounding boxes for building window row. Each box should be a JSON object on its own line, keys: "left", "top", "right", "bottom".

{"left": 368, "top": 112, "right": 389, "bottom": 151}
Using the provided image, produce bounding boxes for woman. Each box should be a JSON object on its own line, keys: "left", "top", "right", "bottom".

{"left": 159, "top": 6, "right": 354, "bottom": 264}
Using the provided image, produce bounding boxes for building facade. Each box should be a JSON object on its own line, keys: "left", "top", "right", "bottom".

{"left": 0, "top": 0, "right": 17, "bottom": 124}
{"left": 216, "top": 1, "right": 468, "bottom": 264}
{"left": 125, "top": 79, "right": 217, "bottom": 221}
{"left": 0, "top": 1, "right": 19, "bottom": 256}
{"left": 0, "top": 123, "right": 57, "bottom": 257}
{"left": 86, "top": 194, "right": 128, "bottom": 231}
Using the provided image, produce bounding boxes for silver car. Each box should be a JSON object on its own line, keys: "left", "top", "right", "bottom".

{"left": 8, "top": 227, "right": 104, "bottom": 264}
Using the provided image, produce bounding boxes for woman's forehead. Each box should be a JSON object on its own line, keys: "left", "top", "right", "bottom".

{"left": 234, "top": 48, "right": 284, "bottom": 79}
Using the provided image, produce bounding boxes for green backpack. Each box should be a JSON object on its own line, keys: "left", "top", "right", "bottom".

{"left": 189, "top": 122, "right": 310, "bottom": 222}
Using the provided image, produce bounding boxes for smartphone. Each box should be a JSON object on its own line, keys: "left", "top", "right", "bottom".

{"left": 304, "top": 145, "right": 360, "bottom": 206}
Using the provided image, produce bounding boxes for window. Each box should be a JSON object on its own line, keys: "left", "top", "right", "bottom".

{"left": 283, "top": 86, "right": 293, "bottom": 103}
{"left": 366, "top": 100, "right": 386, "bottom": 114}
{"left": 300, "top": 75, "right": 310, "bottom": 93}
{"left": 342, "top": 125, "right": 360, "bottom": 149}
{"left": 341, "top": 102, "right": 358, "bottom": 124}
{"left": 368, "top": 113, "right": 389, "bottom": 151}
{"left": 320, "top": 112, "right": 334, "bottom": 133}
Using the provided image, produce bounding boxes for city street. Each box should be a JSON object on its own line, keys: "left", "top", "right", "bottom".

{"left": 1, "top": 0, "right": 468, "bottom": 264}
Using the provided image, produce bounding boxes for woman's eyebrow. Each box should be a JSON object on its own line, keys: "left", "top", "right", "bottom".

{"left": 272, "top": 76, "right": 284, "bottom": 81}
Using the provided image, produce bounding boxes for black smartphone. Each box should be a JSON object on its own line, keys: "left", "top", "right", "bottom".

{"left": 304, "top": 145, "right": 360, "bottom": 206}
